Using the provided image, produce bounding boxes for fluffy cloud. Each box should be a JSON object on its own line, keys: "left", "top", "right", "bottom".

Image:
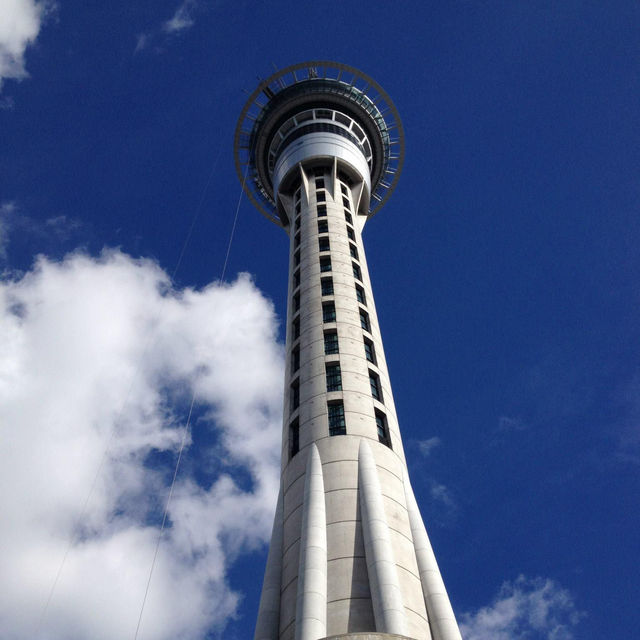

{"left": 0, "top": 249, "right": 283, "bottom": 639}
{"left": 0, "top": 0, "right": 51, "bottom": 90}
{"left": 460, "top": 575, "right": 585, "bottom": 640}
{"left": 417, "top": 435, "right": 441, "bottom": 457}
{"left": 163, "top": 0, "right": 197, "bottom": 34}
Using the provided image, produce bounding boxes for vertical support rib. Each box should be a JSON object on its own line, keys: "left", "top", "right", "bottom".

{"left": 358, "top": 440, "right": 408, "bottom": 636}
{"left": 404, "top": 471, "right": 462, "bottom": 640}
{"left": 254, "top": 487, "right": 284, "bottom": 640}
{"left": 295, "top": 444, "right": 327, "bottom": 640}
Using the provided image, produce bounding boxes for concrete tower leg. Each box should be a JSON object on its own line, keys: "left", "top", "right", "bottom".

{"left": 358, "top": 441, "right": 408, "bottom": 636}
{"left": 295, "top": 444, "right": 328, "bottom": 640}
{"left": 255, "top": 487, "right": 285, "bottom": 640}
{"left": 403, "top": 472, "right": 462, "bottom": 640}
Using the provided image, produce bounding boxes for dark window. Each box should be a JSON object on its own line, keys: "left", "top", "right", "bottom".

{"left": 293, "top": 291, "right": 300, "bottom": 312}
{"left": 292, "top": 346, "right": 300, "bottom": 372}
{"left": 320, "top": 256, "right": 332, "bottom": 272}
{"left": 317, "top": 204, "right": 327, "bottom": 217}
{"left": 323, "top": 302, "right": 336, "bottom": 323}
{"left": 338, "top": 171, "right": 352, "bottom": 186}
{"left": 326, "top": 363, "right": 342, "bottom": 391}
{"left": 317, "top": 190, "right": 326, "bottom": 203}
{"left": 369, "top": 371, "right": 383, "bottom": 402}
{"left": 291, "top": 379, "right": 300, "bottom": 411}
{"left": 294, "top": 232, "right": 301, "bottom": 249}
{"left": 356, "top": 284, "right": 366, "bottom": 304}
{"left": 315, "top": 178, "right": 325, "bottom": 189}
{"left": 324, "top": 331, "right": 339, "bottom": 355}
{"left": 321, "top": 277, "right": 334, "bottom": 296}
{"left": 349, "top": 243, "right": 359, "bottom": 260}
{"left": 352, "top": 263, "right": 362, "bottom": 281}
{"left": 347, "top": 226, "right": 355, "bottom": 241}
{"left": 328, "top": 402, "right": 346, "bottom": 436}
{"left": 345, "top": 212, "right": 353, "bottom": 224}
{"left": 293, "top": 269, "right": 300, "bottom": 289}
{"left": 318, "top": 220, "right": 328, "bottom": 234}
{"left": 364, "top": 337, "right": 376, "bottom": 364}
{"left": 360, "top": 309, "right": 370, "bottom": 332}
{"left": 314, "top": 167, "right": 325, "bottom": 177}
{"left": 294, "top": 250, "right": 300, "bottom": 266}
{"left": 319, "top": 237, "right": 330, "bottom": 252}
{"left": 290, "top": 418, "right": 300, "bottom": 457}
{"left": 375, "top": 411, "right": 391, "bottom": 448}
{"left": 295, "top": 202, "right": 301, "bottom": 216}
{"left": 293, "top": 316, "right": 300, "bottom": 340}
{"left": 341, "top": 184, "right": 349, "bottom": 195}
{"left": 342, "top": 196, "right": 350, "bottom": 209}
{"left": 295, "top": 217, "right": 301, "bottom": 231}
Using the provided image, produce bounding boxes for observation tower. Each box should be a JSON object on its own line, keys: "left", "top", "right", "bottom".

{"left": 234, "top": 62, "right": 462, "bottom": 640}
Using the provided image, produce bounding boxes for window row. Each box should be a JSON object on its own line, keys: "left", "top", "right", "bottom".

{"left": 288, "top": 403, "right": 391, "bottom": 458}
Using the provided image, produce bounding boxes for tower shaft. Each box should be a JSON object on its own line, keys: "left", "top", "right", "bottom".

{"left": 235, "top": 62, "right": 462, "bottom": 640}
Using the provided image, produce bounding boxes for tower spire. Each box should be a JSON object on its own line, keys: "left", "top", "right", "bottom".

{"left": 234, "top": 61, "right": 462, "bottom": 640}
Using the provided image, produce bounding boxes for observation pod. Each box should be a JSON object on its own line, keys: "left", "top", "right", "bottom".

{"left": 234, "top": 62, "right": 462, "bottom": 640}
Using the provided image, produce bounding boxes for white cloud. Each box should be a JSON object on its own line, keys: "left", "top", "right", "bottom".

{"left": 163, "top": 0, "right": 197, "bottom": 34}
{"left": 0, "top": 0, "right": 51, "bottom": 90}
{"left": 460, "top": 575, "right": 585, "bottom": 640}
{"left": 0, "top": 249, "right": 284, "bottom": 639}
{"left": 417, "top": 435, "right": 441, "bottom": 457}
{"left": 135, "top": 0, "right": 198, "bottom": 53}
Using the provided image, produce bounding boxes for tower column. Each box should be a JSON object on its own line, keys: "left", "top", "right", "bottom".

{"left": 234, "top": 61, "right": 462, "bottom": 640}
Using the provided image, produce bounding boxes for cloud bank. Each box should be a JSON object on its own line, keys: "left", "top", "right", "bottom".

{"left": 460, "top": 575, "right": 585, "bottom": 640}
{"left": 0, "top": 0, "right": 50, "bottom": 90}
{"left": 0, "top": 249, "right": 283, "bottom": 639}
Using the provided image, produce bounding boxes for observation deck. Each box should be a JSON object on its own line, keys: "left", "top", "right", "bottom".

{"left": 234, "top": 61, "right": 405, "bottom": 226}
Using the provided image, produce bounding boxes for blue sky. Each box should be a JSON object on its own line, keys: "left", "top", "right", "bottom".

{"left": 1, "top": 1, "right": 638, "bottom": 639}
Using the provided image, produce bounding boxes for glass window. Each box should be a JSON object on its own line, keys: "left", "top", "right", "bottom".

{"left": 347, "top": 226, "right": 355, "bottom": 241}
{"left": 319, "top": 237, "right": 330, "bottom": 252}
{"left": 318, "top": 220, "right": 329, "bottom": 234}
{"left": 341, "top": 184, "right": 349, "bottom": 196}
{"left": 293, "top": 316, "right": 300, "bottom": 340}
{"left": 342, "top": 196, "right": 350, "bottom": 209}
{"left": 290, "top": 418, "right": 300, "bottom": 457}
{"left": 295, "top": 201, "right": 301, "bottom": 216}
{"left": 324, "top": 331, "right": 339, "bottom": 355}
{"left": 360, "top": 309, "right": 370, "bottom": 332}
{"left": 317, "top": 190, "right": 326, "bottom": 203}
{"left": 364, "top": 337, "right": 376, "bottom": 364}
{"left": 317, "top": 204, "right": 327, "bottom": 217}
{"left": 345, "top": 212, "right": 353, "bottom": 224}
{"left": 293, "top": 291, "right": 300, "bottom": 312}
{"left": 321, "top": 277, "right": 334, "bottom": 296}
{"left": 326, "top": 363, "right": 342, "bottom": 391}
{"left": 294, "top": 232, "right": 301, "bottom": 248}
{"left": 328, "top": 402, "right": 346, "bottom": 436}
{"left": 349, "top": 243, "right": 359, "bottom": 260}
{"left": 293, "top": 269, "right": 300, "bottom": 289}
{"left": 353, "top": 263, "right": 362, "bottom": 281}
{"left": 292, "top": 346, "right": 300, "bottom": 372}
{"left": 369, "top": 371, "right": 383, "bottom": 402}
{"left": 356, "top": 284, "right": 366, "bottom": 305}
{"left": 323, "top": 302, "right": 336, "bottom": 323}
{"left": 291, "top": 379, "right": 300, "bottom": 411}
{"left": 294, "top": 250, "right": 300, "bottom": 266}
{"left": 315, "top": 178, "right": 325, "bottom": 189}
{"left": 320, "top": 257, "right": 332, "bottom": 272}
{"left": 375, "top": 411, "right": 391, "bottom": 448}
{"left": 295, "top": 217, "right": 301, "bottom": 231}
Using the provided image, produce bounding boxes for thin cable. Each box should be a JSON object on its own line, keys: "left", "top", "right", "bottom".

{"left": 132, "top": 158, "right": 248, "bottom": 637}
{"left": 220, "top": 162, "right": 249, "bottom": 282}
{"left": 36, "top": 149, "right": 221, "bottom": 635}
{"left": 133, "top": 391, "right": 196, "bottom": 640}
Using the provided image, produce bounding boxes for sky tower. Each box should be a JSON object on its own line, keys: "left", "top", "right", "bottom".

{"left": 234, "top": 61, "right": 462, "bottom": 640}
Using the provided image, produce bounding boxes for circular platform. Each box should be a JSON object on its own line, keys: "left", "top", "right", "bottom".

{"left": 234, "top": 61, "right": 405, "bottom": 226}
